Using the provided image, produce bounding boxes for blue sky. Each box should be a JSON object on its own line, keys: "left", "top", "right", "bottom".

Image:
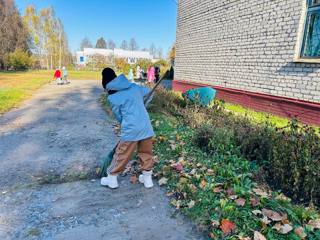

{"left": 15, "top": 0, "right": 177, "bottom": 54}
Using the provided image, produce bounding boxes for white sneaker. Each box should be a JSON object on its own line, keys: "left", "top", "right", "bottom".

{"left": 138, "top": 170, "right": 154, "bottom": 188}
{"left": 101, "top": 175, "right": 119, "bottom": 189}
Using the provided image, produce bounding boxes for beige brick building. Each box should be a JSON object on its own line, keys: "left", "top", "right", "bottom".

{"left": 173, "top": 0, "right": 320, "bottom": 125}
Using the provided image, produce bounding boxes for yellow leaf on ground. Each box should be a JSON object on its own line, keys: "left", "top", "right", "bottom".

{"left": 200, "top": 179, "right": 207, "bottom": 189}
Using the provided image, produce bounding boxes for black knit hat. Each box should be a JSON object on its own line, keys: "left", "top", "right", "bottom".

{"left": 102, "top": 68, "right": 117, "bottom": 89}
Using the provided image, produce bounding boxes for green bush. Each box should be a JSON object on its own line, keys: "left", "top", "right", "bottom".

{"left": 270, "top": 121, "right": 320, "bottom": 205}
{"left": 148, "top": 87, "right": 186, "bottom": 116}
{"left": 193, "top": 125, "right": 236, "bottom": 154}
{"left": 115, "top": 58, "right": 131, "bottom": 75}
{"left": 153, "top": 88, "right": 320, "bottom": 206}
{"left": 234, "top": 121, "right": 275, "bottom": 165}
{"left": 6, "top": 49, "right": 33, "bottom": 70}
{"left": 134, "top": 59, "right": 153, "bottom": 72}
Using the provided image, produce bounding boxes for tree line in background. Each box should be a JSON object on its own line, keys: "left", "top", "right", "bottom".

{"left": 0, "top": 0, "right": 71, "bottom": 70}
{"left": 84, "top": 43, "right": 176, "bottom": 74}
{"left": 80, "top": 37, "right": 165, "bottom": 59}
{"left": 0, "top": 0, "right": 29, "bottom": 70}
{"left": 24, "top": 5, "right": 72, "bottom": 70}
{"left": 0, "top": 0, "right": 174, "bottom": 71}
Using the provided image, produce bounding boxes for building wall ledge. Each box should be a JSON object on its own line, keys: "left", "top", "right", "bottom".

{"left": 173, "top": 79, "right": 320, "bottom": 126}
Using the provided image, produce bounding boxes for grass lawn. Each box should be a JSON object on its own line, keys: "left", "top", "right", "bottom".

{"left": 0, "top": 70, "right": 101, "bottom": 114}
{"left": 224, "top": 103, "right": 290, "bottom": 128}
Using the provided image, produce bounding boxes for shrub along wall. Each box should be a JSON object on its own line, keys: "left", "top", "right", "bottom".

{"left": 150, "top": 88, "right": 320, "bottom": 206}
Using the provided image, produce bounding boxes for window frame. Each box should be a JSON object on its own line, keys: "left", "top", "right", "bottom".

{"left": 295, "top": 0, "right": 320, "bottom": 62}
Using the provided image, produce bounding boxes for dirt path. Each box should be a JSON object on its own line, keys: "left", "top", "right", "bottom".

{"left": 0, "top": 81, "right": 204, "bottom": 240}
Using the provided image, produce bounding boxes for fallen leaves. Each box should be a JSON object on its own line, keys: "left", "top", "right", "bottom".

{"left": 272, "top": 223, "right": 293, "bottom": 234}
{"left": 235, "top": 198, "right": 246, "bottom": 206}
{"left": 252, "top": 210, "right": 262, "bottom": 215}
{"left": 171, "top": 162, "right": 183, "bottom": 172}
{"left": 261, "top": 216, "right": 271, "bottom": 225}
{"left": 307, "top": 219, "right": 320, "bottom": 230}
{"left": 188, "top": 200, "right": 195, "bottom": 209}
{"left": 220, "top": 219, "right": 236, "bottom": 235}
{"left": 294, "top": 227, "right": 307, "bottom": 239}
{"left": 250, "top": 197, "right": 260, "bottom": 207}
{"left": 261, "top": 209, "right": 286, "bottom": 222}
{"left": 252, "top": 188, "right": 268, "bottom": 198}
{"left": 158, "top": 177, "right": 168, "bottom": 186}
{"left": 171, "top": 199, "right": 182, "bottom": 209}
{"left": 169, "top": 140, "right": 177, "bottom": 150}
{"left": 238, "top": 236, "right": 251, "bottom": 240}
{"left": 213, "top": 187, "right": 222, "bottom": 193}
{"left": 158, "top": 135, "right": 167, "bottom": 142}
{"left": 211, "top": 220, "right": 220, "bottom": 228}
{"left": 254, "top": 231, "right": 266, "bottom": 240}
{"left": 200, "top": 179, "right": 207, "bottom": 189}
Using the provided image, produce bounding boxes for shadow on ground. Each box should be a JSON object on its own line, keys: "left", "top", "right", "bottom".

{"left": 0, "top": 80, "right": 204, "bottom": 240}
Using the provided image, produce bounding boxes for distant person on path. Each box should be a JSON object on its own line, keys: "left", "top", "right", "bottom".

{"left": 136, "top": 65, "right": 141, "bottom": 79}
{"left": 62, "top": 66, "right": 69, "bottom": 84}
{"left": 128, "top": 68, "right": 134, "bottom": 82}
{"left": 100, "top": 68, "right": 155, "bottom": 189}
{"left": 147, "top": 66, "right": 155, "bottom": 83}
{"left": 53, "top": 68, "right": 62, "bottom": 85}
{"left": 183, "top": 87, "right": 217, "bottom": 107}
{"left": 155, "top": 66, "right": 160, "bottom": 83}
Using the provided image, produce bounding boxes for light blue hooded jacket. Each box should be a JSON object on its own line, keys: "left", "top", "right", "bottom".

{"left": 106, "top": 74, "right": 154, "bottom": 142}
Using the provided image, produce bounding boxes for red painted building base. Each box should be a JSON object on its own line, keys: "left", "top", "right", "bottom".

{"left": 173, "top": 79, "right": 320, "bottom": 126}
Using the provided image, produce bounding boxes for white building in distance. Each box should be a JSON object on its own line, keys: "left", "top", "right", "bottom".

{"left": 76, "top": 48, "right": 154, "bottom": 66}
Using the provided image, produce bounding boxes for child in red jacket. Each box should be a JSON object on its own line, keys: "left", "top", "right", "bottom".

{"left": 54, "top": 68, "right": 62, "bottom": 85}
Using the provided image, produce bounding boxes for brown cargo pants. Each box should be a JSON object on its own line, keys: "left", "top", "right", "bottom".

{"left": 107, "top": 137, "right": 154, "bottom": 175}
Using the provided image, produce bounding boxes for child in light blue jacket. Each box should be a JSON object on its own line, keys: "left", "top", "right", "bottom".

{"left": 100, "top": 68, "right": 154, "bottom": 189}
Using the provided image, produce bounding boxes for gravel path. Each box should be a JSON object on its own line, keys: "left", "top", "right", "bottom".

{"left": 0, "top": 81, "right": 204, "bottom": 240}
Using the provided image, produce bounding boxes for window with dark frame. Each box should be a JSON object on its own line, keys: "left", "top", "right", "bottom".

{"left": 301, "top": 0, "right": 320, "bottom": 58}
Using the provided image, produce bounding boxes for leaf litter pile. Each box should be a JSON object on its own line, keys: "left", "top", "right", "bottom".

{"left": 102, "top": 88, "right": 320, "bottom": 239}
{"left": 150, "top": 112, "right": 320, "bottom": 239}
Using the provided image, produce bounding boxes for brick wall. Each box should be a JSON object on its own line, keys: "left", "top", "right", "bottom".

{"left": 175, "top": 0, "right": 320, "bottom": 103}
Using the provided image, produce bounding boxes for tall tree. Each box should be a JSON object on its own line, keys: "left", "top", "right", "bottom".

{"left": 168, "top": 44, "right": 176, "bottom": 63}
{"left": 149, "top": 43, "right": 156, "bottom": 57}
{"left": 80, "top": 37, "right": 92, "bottom": 50}
{"left": 107, "top": 39, "right": 116, "bottom": 49}
{"left": 120, "top": 40, "right": 128, "bottom": 50}
{"left": 95, "top": 37, "right": 106, "bottom": 48}
{"left": 0, "top": 0, "right": 29, "bottom": 69}
{"left": 157, "top": 47, "right": 163, "bottom": 59}
{"left": 129, "top": 38, "right": 138, "bottom": 51}
{"left": 24, "top": 5, "right": 70, "bottom": 69}
{"left": 24, "top": 5, "right": 41, "bottom": 55}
